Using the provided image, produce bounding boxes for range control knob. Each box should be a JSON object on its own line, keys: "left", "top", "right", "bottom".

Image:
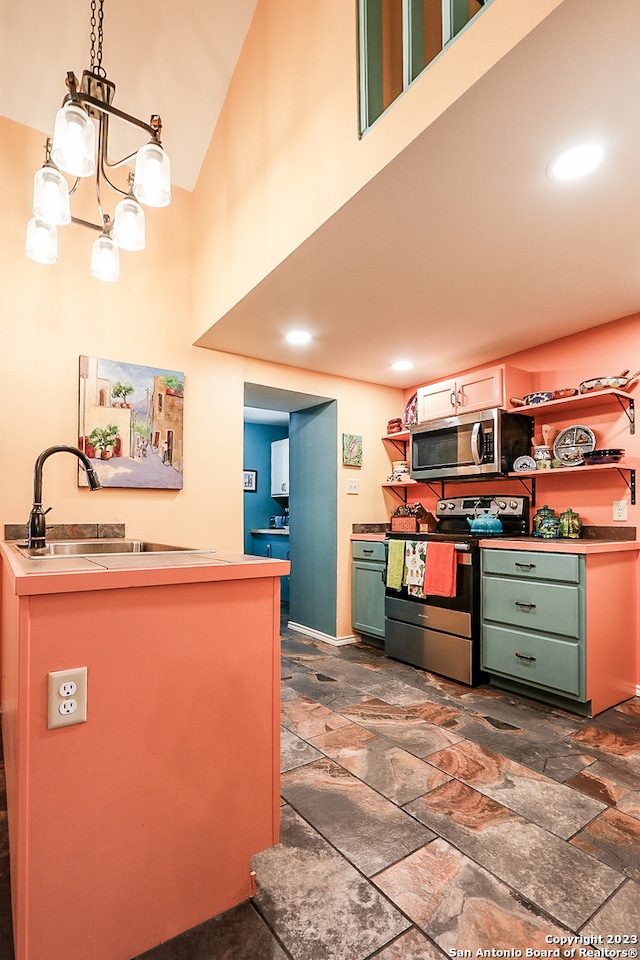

{"left": 509, "top": 500, "right": 519, "bottom": 510}
{"left": 447, "top": 502, "right": 456, "bottom": 510}
{"left": 495, "top": 500, "right": 507, "bottom": 510}
{"left": 437, "top": 501, "right": 447, "bottom": 512}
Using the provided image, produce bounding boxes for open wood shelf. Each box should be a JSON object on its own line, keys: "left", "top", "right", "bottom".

{"left": 508, "top": 462, "right": 636, "bottom": 505}
{"left": 507, "top": 388, "right": 635, "bottom": 433}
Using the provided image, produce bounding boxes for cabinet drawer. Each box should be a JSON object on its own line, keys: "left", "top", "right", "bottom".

{"left": 482, "top": 623, "right": 582, "bottom": 697}
{"left": 482, "top": 549, "right": 580, "bottom": 583}
{"left": 352, "top": 540, "right": 386, "bottom": 562}
{"left": 482, "top": 575, "right": 580, "bottom": 637}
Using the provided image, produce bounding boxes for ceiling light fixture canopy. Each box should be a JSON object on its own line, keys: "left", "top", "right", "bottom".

{"left": 25, "top": 0, "right": 171, "bottom": 280}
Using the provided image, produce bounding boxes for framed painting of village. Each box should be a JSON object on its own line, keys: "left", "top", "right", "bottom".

{"left": 77, "top": 355, "right": 184, "bottom": 489}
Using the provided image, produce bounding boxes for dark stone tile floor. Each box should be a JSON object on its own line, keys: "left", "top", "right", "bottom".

{"left": 1, "top": 616, "right": 639, "bottom": 959}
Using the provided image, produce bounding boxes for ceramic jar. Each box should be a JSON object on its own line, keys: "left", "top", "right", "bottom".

{"left": 559, "top": 507, "right": 582, "bottom": 539}
{"left": 533, "top": 445, "right": 552, "bottom": 470}
{"left": 533, "top": 504, "right": 560, "bottom": 539}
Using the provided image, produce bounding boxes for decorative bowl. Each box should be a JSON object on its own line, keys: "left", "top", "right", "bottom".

{"left": 584, "top": 448, "right": 624, "bottom": 464}
{"left": 524, "top": 391, "right": 553, "bottom": 404}
{"left": 579, "top": 376, "right": 627, "bottom": 393}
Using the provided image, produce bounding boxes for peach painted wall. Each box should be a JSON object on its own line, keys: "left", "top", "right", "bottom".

{"left": 404, "top": 312, "right": 640, "bottom": 529}
{"left": 403, "top": 312, "right": 640, "bottom": 685}
{"left": 190, "top": 0, "right": 565, "bottom": 339}
{"left": 0, "top": 116, "right": 401, "bottom": 639}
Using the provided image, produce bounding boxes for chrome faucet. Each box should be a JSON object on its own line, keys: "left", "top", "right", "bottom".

{"left": 27, "top": 445, "right": 102, "bottom": 549}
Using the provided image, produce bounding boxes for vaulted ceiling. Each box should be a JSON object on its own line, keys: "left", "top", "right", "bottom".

{"left": 4, "top": 0, "right": 640, "bottom": 389}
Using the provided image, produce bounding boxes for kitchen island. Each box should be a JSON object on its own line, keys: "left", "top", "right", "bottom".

{"left": 0, "top": 538, "right": 289, "bottom": 960}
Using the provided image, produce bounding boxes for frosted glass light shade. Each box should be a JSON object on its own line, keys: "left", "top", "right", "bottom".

{"left": 25, "top": 218, "right": 58, "bottom": 264}
{"left": 90, "top": 235, "right": 120, "bottom": 281}
{"left": 113, "top": 198, "right": 145, "bottom": 251}
{"left": 132, "top": 143, "right": 171, "bottom": 207}
{"left": 51, "top": 103, "right": 96, "bottom": 178}
{"left": 33, "top": 166, "right": 71, "bottom": 226}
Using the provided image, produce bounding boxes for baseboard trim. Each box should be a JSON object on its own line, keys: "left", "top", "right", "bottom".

{"left": 287, "top": 622, "right": 356, "bottom": 647}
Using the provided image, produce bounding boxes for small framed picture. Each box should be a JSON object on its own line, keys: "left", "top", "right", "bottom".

{"left": 243, "top": 469, "right": 257, "bottom": 492}
{"left": 342, "top": 433, "right": 363, "bottom": 466}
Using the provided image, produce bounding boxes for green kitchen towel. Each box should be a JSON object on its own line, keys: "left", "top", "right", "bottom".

{"left": 386, "top": 539, "right": 405, "bottom": 590}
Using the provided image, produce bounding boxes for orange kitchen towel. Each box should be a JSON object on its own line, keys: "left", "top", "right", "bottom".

{"left": 423, "top": 541, "right": 457, "bottom": 597}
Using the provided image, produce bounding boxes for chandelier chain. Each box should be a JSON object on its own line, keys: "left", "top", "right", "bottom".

{"left": 89, "top": 0, "right": 106, "bottom": 78}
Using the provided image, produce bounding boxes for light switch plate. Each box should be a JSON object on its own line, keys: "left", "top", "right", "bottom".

{"left": 346, "top": 479, "right": 359, "bottom": 494}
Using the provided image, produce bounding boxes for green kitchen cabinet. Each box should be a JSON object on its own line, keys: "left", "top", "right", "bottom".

{"left": 351, "top": 539, "right": 386, "bottom": 644}
{"left": 481, "top": 547, "right": 586, "bottom": 707}
{"left": 480, "top": 544, "right": 639, "bottom": 715}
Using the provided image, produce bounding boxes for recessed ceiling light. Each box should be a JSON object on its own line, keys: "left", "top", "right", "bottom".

{"left": 285, "top": 330, "right": 312, "bottom": 345}
{"left": 547, "top": 143, "right": 604, "bottom": 181}
{"left": 390, "top": 360, "right": 414, "bottom": 372}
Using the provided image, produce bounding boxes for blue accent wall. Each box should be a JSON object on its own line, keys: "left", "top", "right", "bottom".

{"left": 289, "top": 401, "right": 337, "bottom": 637}
{"left": 243, "top": 421, "right": 289, "bottom": 553}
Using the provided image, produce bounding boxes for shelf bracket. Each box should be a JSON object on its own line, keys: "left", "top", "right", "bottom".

{"left": 617, "top": 467, "right": 636, "bottom": 504}
{"left": 511, "top": 476, "right": 536, "bottom": 507}
{"left": 387, "top": 437, "right": 408, "bottom": 455}
{"left": 614, "top": 394, "right": 635, "bottom": 434}
{"left": 386, "top": 486, "right": 408, "bottom": 504}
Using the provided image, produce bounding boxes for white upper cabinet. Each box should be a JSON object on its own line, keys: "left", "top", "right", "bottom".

{"left": 417, "top": 364, "right": 530, "bottom": 423}
{"left": 271, "top": 438, "right": 289, "bottom": 496}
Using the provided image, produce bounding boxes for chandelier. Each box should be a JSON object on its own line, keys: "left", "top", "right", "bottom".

{"left": 25, "top": 0, "right": 171, "bottom": 281}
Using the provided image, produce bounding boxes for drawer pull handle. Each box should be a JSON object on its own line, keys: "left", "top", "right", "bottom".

{"left": 515, "top": 562, "right": 536, "bottom": 570}
{"left": 515, "top": 652, "right": 537, "bottom": 662}
{"left": 418, "top": 613, "right": 429, "bottom": 620}
{"left": 362, "top": 548, "right": 374, "bottom": 554}
{"left": 514, "top": 600, "right": 536, "bottom": 610}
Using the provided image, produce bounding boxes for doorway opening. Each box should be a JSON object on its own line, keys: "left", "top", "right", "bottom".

{"left": 243, "top": 383, "right": 338, "bottom": 640}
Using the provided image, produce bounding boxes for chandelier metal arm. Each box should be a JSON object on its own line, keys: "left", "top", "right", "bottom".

{"left": 63, "top": 70, "right": 162, "bottom": 144}
{"left": 70, "top": 215, "right": 103, "bottom": 233}
{"left": 67, "top": 90, "right": 163, "bottom": 145}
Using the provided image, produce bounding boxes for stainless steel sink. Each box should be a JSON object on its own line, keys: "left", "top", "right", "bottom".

{"left": 15, "top": 539, "right": 200, "bottom": 558}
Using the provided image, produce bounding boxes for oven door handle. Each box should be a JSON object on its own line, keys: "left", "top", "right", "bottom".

{"left": 470, "top": 422, "right": 482, "bottom": 464}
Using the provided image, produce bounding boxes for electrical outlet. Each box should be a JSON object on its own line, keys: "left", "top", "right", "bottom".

{"left": 58, "top": 699, "right": 78, "bottom": 716}
{"left": 613, "top": 499, "right": 628, "bottom": 522}
{"left": 48, "top": 667, "right": 87, "bottom": 729}
{"left": 346, "top": 478, "right": 359, "bottom": 494}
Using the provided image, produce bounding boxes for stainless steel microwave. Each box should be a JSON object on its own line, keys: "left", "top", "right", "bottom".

{"left": 409, "top": 408, "right": 534, "bottom": 482}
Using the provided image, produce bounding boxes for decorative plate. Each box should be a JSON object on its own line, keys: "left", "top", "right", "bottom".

{"left": 403, "top": 392, "right": 418, "bottom": 425}
{"left": 553, "top": 424, "right": 596, "bottom": 467}
{"left": 513, "top": 455, "right": 536, "bottom": 472}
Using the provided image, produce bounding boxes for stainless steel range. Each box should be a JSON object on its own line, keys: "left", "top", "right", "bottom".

{"left": 385, "top": 495, "right": 529, "bottom": 685}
